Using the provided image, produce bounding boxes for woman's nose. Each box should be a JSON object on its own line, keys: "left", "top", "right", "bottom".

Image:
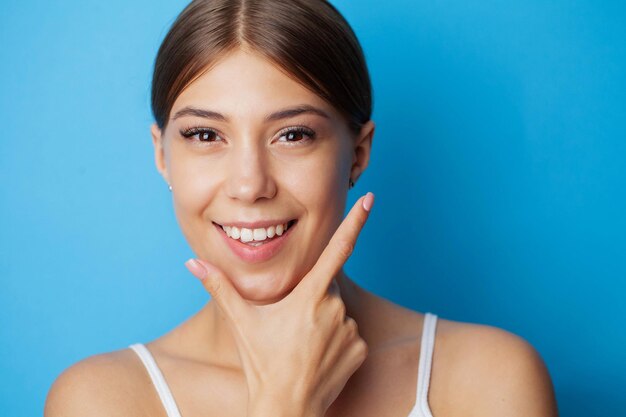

{"left": 224, "top": 144, "right": 277, "bottom": 203}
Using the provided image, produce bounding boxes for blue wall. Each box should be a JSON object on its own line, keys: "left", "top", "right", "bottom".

{"left": 1, "top": 1, "right": 624, "bottom": 415}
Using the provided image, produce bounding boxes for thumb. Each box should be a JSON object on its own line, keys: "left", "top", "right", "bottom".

{"left": 184, "top": 258, "right": 246, "bottom": 321}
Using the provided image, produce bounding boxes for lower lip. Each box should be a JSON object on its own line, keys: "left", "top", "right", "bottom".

{"left": 214, "top": 221, "right": 297, "bottom": 264}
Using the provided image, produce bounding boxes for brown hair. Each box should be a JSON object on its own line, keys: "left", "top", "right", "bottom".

{"left": 151, "top": 0, "right": 372, "bottom": 135}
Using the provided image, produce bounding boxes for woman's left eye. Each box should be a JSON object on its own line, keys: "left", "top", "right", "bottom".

{"left": 277, "top": 127, "right": 316, "bottom": 144}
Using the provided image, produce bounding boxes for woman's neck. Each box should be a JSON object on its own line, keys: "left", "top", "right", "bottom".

{"left": 190, "top": 269, "right": 367, "bottom": 371}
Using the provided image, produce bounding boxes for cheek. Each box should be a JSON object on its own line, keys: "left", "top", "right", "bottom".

{"left": 285, "top": 146, "right": 350, "bottom": 258}
{"left": 282, "top": 144, "right": 346, "bottom": 206}
{"left": 282, "top": 135, "right": 351, "bottom": 193}
{"left": 168, "top": 149, "right": 220, "bottom": 239}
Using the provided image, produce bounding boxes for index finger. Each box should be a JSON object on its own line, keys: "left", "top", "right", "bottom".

{"left": 186, "top": 258, "right": 249, "bottom": 323}
{"left": 295, "top": 192, "right": 375, "bottom": 301}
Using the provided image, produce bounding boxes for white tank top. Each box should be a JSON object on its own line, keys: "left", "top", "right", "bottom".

{"left": 129, "top": 312, "right": 438, "bottom": 417}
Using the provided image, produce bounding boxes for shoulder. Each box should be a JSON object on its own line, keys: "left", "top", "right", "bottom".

{"left": 431, "top": 317, "right": 559, "bottom": 417}
{"left": 44, "top": 347, "right": 158, "bottom": 417}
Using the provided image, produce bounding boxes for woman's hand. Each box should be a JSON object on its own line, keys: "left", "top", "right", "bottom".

{"left": 184, "top": 192, "right": 375, "bottom": 417}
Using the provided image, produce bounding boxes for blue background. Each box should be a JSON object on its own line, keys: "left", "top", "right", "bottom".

{"left": 1, "top": 0, "right": 625, "bottom": 415}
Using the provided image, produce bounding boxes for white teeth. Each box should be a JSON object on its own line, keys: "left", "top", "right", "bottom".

{"left": 240, "top": 228, "right": 253, "bottom": 243}
{"left": 220, "top": 221, "right": 291, "bottom": 244}
{"left": 253, "top": 228, "right": 267, "bottom": 241}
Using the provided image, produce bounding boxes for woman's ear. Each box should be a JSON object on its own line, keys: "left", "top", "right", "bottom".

{"left": 150, "top": 123, "right": 170, "bottom": 184}
{"left": 349, "top": 120, "right": 375, "bottom": 184}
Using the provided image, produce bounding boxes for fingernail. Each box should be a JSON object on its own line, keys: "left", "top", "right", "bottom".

{"left": 185, "top": 258, "right": 207, "bottom": 281}
{"left": 362, "top": 192, "right": 375, "bottom": 212}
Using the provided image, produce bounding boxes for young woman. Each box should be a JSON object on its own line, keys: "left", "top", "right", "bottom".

{"left": 45, "top": 1, "right": 558, "bottom": 416}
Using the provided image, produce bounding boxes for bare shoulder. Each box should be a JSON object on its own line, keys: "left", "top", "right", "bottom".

{"left": 431, "top": 317, "right": 559, "bottom": 417}
{"left": 44, "top": 347, "right": 160, "bottom": 417}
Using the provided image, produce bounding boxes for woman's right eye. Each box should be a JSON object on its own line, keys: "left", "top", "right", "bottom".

{"left": 180, "top": 127, "right": 223, "bottom": 143}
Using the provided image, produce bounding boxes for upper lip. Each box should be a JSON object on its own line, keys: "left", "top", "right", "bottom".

{"left": 214, "top": 219, "right": 296, "bottom": 229}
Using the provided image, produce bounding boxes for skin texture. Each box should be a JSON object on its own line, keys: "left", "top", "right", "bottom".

{"left": 44, "top": 48, "right": 559, "bottom": 417}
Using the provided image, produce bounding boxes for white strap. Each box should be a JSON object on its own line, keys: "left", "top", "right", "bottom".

{"left": 408, "top": 312, "right": 437, "bottom": 417}
{"left": 129, "top": 343, "right": 183, "bottom": 417}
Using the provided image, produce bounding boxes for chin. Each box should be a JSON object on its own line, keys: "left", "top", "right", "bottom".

{"left": 230, "top": 270, "right": 299, "bottom": 304}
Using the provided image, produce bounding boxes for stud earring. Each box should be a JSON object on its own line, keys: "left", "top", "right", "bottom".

{"left": 349, "top": 178, "right": 355, "bottom": 189}
{"left": 168, "top": 183, "right": 172, "bottom": 192}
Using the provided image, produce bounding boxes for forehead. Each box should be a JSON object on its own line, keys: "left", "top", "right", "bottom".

{"left": 171, "top": 49, "right": 337, "bottom": 121}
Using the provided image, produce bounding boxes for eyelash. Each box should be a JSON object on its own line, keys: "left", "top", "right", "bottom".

{"left": 179, "top": 125, "right": 316, "bottom": 145}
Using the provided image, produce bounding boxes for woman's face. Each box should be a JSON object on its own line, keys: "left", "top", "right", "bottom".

{"left": 151, "top": 49, "right": 374, "bottom": 304}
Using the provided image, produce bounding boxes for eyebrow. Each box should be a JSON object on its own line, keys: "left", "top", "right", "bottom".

{"left": 171, "top": 104, "right": 330, "bottom": 123}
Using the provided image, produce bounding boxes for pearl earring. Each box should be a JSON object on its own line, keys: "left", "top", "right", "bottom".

{"left": 168, "top": 183, "right": 172, "bottom": 192}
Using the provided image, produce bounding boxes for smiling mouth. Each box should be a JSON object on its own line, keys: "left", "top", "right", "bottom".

{"left": 213, "top": 219, "right": 298, "bottom": 246}
{"left": 212, "top": 218, "right": 298, "bottom": 263}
